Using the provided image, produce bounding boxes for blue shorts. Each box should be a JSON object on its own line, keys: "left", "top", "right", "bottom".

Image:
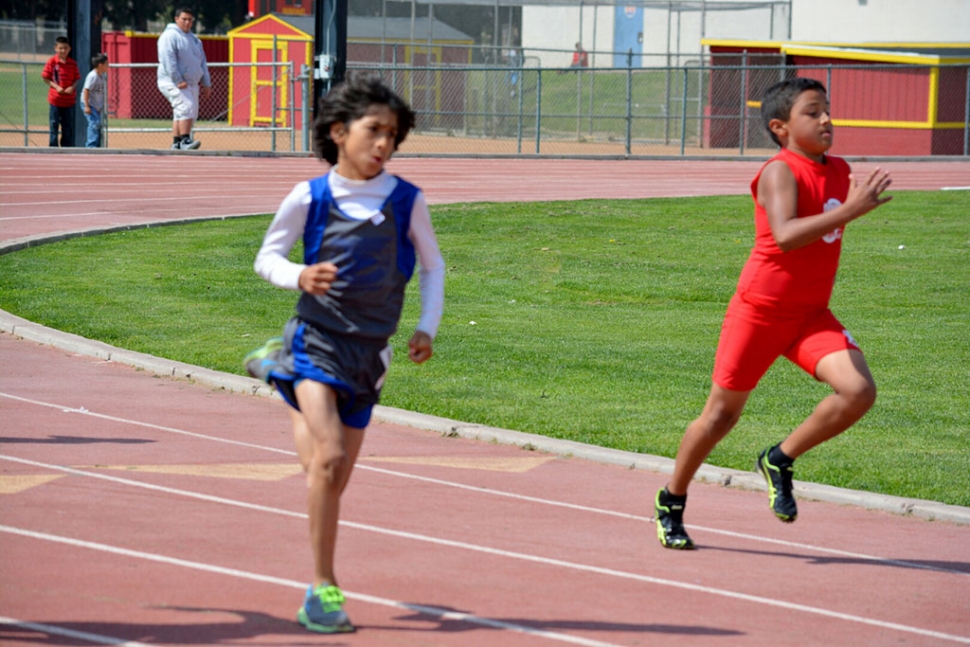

{"left": 712, "top": 293, "right": 862, "bottom": 392}
{"left": 269, "top": 317, "right": 392, "bottom": 428}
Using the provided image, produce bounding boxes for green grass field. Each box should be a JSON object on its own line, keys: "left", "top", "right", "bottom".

{"left": 0, "top": 191, "right": 967, "bottom": 506}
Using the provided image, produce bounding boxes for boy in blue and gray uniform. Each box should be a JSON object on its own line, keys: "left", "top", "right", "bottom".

{"left": 245, "top": 72, "right": 444, "bottom": 634}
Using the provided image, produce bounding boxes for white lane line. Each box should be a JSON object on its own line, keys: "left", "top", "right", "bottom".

{"left": 0, "top": 525, "right": 621, "bottom": 647}
{"left": 0, "top": 210, "right": 268, "bottom": 223}
{"left": 0, "top": 617, "right": 151, "bottom": 647}
{"left": 0, "top": 390, "right": 965, "bottom": 577}
{"left": 1, "top": 459, "right": 967, "bottom": 645}
{"left": 941, "top": 186, "right": 970, "bottom": 191}
{"left": 0, "top": 195, "right": 278, "bottom": 208}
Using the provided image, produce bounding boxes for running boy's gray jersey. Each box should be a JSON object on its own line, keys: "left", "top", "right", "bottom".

{"left": 295, "top": 173, "right": 419, "bottom": 340}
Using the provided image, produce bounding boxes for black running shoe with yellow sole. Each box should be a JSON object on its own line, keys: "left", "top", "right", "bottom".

{"left": 655, "top": 487, "right": 695, "bottom": 549}
{"left": 756, "top": 446, "right": 797, "bottom": 522}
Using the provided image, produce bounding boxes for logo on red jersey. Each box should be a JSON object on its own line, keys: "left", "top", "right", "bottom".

{"left": 822, "top": 198, "right": 843, "bottom": 244}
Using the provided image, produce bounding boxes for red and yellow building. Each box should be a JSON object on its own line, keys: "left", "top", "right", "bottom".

{"left": 703, "top": 39, "right": 970, "bottom": 156}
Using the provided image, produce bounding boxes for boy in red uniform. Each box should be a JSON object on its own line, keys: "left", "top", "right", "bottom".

{"left": 41, "top": 36, "right": 80, "bottom": 147}
{"left": 655, "top": 77, "right": 893, "bottom": 549}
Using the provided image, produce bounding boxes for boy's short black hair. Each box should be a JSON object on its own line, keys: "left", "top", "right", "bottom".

{"left": 55, "top": 36, "right": 69, "bottom": 45}
{"left": 175, "top": 7, "right": 194, "bottom": 17}
{"left": 312, "top": 71, "right": 416, "bottom": 165}
{"left": 92, "top": 53, "right": 108, "bottom": 67}
{"left": 761, "top": 77, "right": 827, "bottom": 146}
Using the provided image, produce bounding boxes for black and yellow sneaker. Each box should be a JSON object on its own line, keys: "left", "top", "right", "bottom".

{"left": 654, "top": 487, "right": 695, "bottom": 550}
{"left": 756, "top": 445, "right": 797, "bottom": 522}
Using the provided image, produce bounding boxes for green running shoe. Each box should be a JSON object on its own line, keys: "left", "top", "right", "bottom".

{"left": 243, "top": 337, "right": 283, "bottom": 383}
{"left": 757, "top": 446, "right": 797, "bottom": 522}
{"left": 297, "top": 584, "right": 354, "bottom": 634}
{"left": 655, "top": 487, "right": 695, "bottom": 550}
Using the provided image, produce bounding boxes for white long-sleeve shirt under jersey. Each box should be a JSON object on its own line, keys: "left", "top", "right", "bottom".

{"left": 254, "top": 170, "right": 445, "bottom": 339}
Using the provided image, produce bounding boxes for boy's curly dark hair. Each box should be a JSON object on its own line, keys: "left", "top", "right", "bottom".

{"left": 312, "top": 71, "right": 416, "bottom": 164}
{"left": 760, "top": 77, "right": 827, "bottom": 146}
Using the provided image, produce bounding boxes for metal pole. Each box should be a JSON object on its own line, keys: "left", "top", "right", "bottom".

{"left": 535, "top": 69, "right": 542, "bottom": 154}
{"left": 964, "top": 65, "right": 969, "bottom": 157}
{"left": 409, "top": 0, "right": 415, "bottom": 105}
{"left": 626, "top": 50, "right": 632, "bottom": 155}
{"left": 427, "top": 3, "right": 434, "bottom": 125}
{"left": 664, "top": 64, "right": 672, "bottom": 145}
{"left": 21, "top": 64, "right": 28, "bottom": 146}
{"left": 493, "top": 0, "right": 499, "bottom": 59}
{"left": 516, "top": 62, "right": 523, "bottom": 153}
{"left": 272, "top": 34, "right": 278, "bottom": 151}
{"left": 700, "top": 0, "right": 706, "bottom": 41}
{"left": 788, "top": 0, "right": 793, "bottom": 40}
{"left": 290, "top": 61, "right": 295, "bottom": 152}
{"left": 103, "top": 69, "right": 109, "bottom": 148}
{"left": 302, "top": 64, "right": 310, "bottom": 152}
{"left": 576, "top": 65, "right": 582, "bottom": 140}
{"left": 680, "top": 67, "right": 688, "bottom": 155}
{"left": 676, "top": 7, "right": 681, "bottom": 67}
{"left": 578, "top": 0, "right": 583, "bottom": 51}
{"left": 589, "top": 4, "right": 597, "bottom": 134}
{"left": 313, "top": 0, "right": 348, "bottom": 118}
{"left": 739, "top": 51, "right": 748, "bottom": 155}
{"left": 666, "top": 2, "right": 672, "bottom": 65}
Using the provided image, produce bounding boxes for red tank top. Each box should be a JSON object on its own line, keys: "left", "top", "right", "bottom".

{"left": 735, "top": 148, "right": 851, "bottom": 311}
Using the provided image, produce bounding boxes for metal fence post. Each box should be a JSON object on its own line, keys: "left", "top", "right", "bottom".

{"left": 516, "top": 65, "right": 524, "bottom": 154}
{"left": 626, "top": 61, "right": 633, "bottom": 155}
{"left": 289, "top": 61, "right": 295, "bottom": 152}
{"left": 739, "top": 51, "right": 748, "bottom": 155}
{"left": 271, "top": 34, "right": 278, "bottom": 152}
{"left": 680, "top": 66, "right": 689, "bottom": 155}
{"left": 21, "top": 63, "right": 28, "bottom": 146}
{"left": 102, "top": 73, "right": 109, "bottom": 148}
{"left": 665, "top": 57, "right": 672, "bottom": 145}
{"left": 576, "top": 67, "right": 582, "bottom": 140}
{"left": 535, "top": 69, "right": 542, "bottom": 154}
{"left": 302, "top": 64, "right": 311, "bottom": 152}
{"left": 964, "top": 65, "right": 969, "bottom": 157}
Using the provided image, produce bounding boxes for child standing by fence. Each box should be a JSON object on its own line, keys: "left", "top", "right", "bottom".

{"left": 82, "top": 53, "right": 108, "bottom": 148}
{"left": 41, "top": 36, "right": 80, "bottom": 147}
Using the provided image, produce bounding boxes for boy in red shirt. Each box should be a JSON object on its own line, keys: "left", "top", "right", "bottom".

{"left": 41, "top": 36, "right": 81, "bottom": 147}
{"left": 655, "top": 77, "right": 893, "bottom": 549}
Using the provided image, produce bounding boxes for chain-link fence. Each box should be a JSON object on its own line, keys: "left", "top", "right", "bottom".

{"left": 3, "top": 56, "right": 968, "bottom": 157}
{"left": 0, "top": 20, "right": 68, "bottom": 61}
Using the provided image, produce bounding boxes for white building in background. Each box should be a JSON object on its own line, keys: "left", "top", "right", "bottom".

{"left": 790, "top": 0, "right": 970, "bottom": 43}
{"left": 520, "top": 0, "right": 969, "bottom": 68}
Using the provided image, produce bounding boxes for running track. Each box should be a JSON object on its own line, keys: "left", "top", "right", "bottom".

{"left": 1, "top": 151, "right": 969, "bottom": 646}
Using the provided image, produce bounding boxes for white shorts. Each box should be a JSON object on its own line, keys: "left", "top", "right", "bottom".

{"left": 158, "top": 80, "right": 199, "bottom": 121}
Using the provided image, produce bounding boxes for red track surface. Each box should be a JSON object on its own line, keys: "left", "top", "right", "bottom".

{"left": 2, "top": 152, "right": 969, "bottom": 646}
